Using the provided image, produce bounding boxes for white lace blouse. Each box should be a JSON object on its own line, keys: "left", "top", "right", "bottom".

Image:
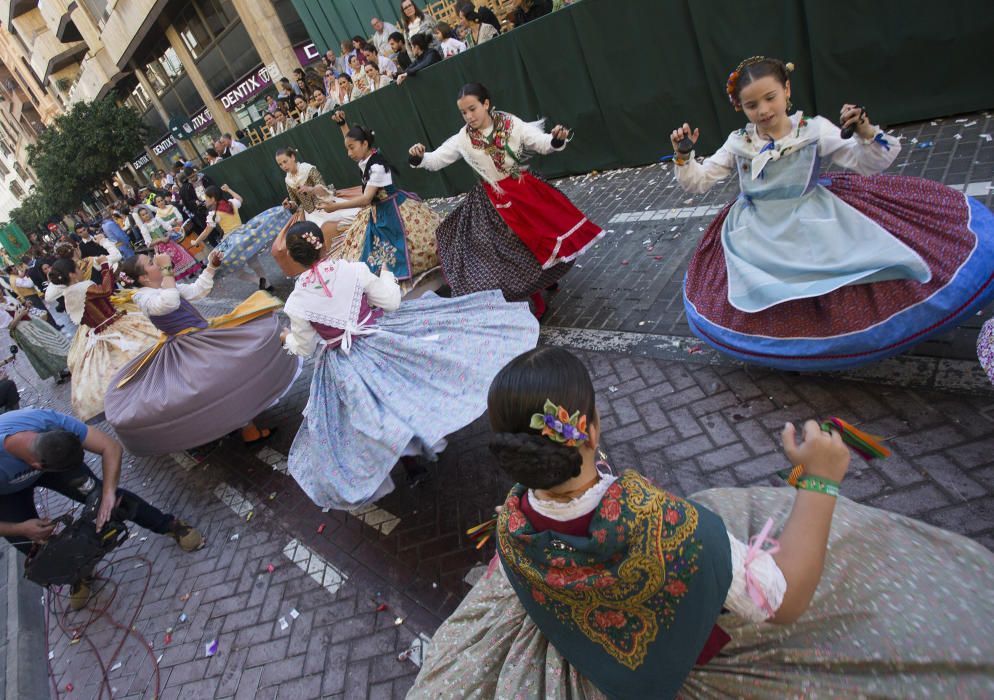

{"left": 132, "top": 265, "right": 217, "bottom": 317}
{"left": 526, "top": 476, "right": 787, "bottom": 623}
{"left": 676, "top": 112, "right": 901, "bottom": 194}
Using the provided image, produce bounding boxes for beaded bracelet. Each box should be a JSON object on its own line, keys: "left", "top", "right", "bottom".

{"left": 795, "top": 475, "right": 839, "bottom": 498}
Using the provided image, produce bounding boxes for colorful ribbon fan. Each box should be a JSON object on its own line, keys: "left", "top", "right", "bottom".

{"left": 777, "top": 416, "right": 890, "bottom": 485}
{"left": 466, "top": 516, "right": 497, "bottom": 550}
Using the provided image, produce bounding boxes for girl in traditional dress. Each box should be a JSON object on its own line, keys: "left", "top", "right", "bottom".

{"left": 279, "top": 221, "right": 537, "bottom": 510}
{"left": 410, "top": 346, "right": 994, "bottom": 699}
{"left": 674, "top": 56, "right": 994, "bottom": 371}
{"left": 153, "top": 194, "right": 185, "bottom": 231}
{"left": 2, "top": 297, "right": 70, "bottom": 384}
{"left": 135, "top": 205, "right": 202, "bottom": 281}
{"left": 191, "top": 184, "right": 291, "bottom": 291}
{"left": 277, "top": 147, "right": 360, "bottom": 242}
{"left": 409, "top": 82, "right": 604, "bottom": 319}
{"left": 46, "top": 257, "right": 159, "bottom": 421}
{"left": 103, "top": 251, "right": 300, "bottom": 455}
{"left": 308, "top": 115, "right": 439, "bottom": 294}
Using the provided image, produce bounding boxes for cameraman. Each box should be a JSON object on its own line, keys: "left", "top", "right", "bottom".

{"left": 0, "top": 409, "right": 205, "bottom": 609}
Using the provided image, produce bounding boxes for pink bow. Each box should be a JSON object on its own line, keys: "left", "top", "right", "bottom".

{"left": 744, "top": 517, "right": 780, "bottom": 619}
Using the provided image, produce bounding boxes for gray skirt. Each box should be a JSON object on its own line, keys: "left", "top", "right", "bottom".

{"left": 104, "top": 314, "right": 299, "bottom": 455}
{"left": 410, "top": 487, "right": 994, "bottom": 699}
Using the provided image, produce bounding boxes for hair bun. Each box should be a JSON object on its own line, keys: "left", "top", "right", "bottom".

{"left": 489, "top": 432, "right": 583, "bottom": 490}
{"left": 785, "top": 61, "right": 795, "bottom": 73}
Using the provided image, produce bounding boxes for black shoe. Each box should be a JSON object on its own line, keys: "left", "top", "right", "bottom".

{"left": 401, "top": 457, "right": 431, "bottom": 488}
{"left": 56, "top": 369, "right": 71, "bottom": 385}
{"left": 258, "top": 278, "right": 275, "bottom": 292}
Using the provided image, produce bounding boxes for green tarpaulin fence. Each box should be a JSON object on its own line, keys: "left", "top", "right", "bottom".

{"left": 205, "top": 0, "right": 994, "bottom": 219}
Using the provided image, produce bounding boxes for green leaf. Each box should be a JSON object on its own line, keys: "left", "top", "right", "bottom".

{"left": 529, "top": 414, "right": 546, "bottom": 430}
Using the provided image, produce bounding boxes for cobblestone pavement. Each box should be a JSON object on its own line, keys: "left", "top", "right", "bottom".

{"left": 11, "top": 109, "right": 994, "bottom": 699}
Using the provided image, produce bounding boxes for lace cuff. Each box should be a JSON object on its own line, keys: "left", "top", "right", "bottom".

{"left": 724, "top": 519, "right": 787, "bottom": 623}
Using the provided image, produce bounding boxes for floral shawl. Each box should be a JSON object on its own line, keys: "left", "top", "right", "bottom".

{"left": 497, "top": 470, "right": 732, "bottom": 699}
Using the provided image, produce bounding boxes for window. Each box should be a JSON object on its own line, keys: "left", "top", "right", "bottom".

{"left": 10, "top": 181, "right": 24, "bottom": 199}
{"left": 178, "top": 5, "right": 212, "bottom": 59}
{"left": 0, "top": 160, "right": 9, "bottom": 177}
{"left": 13, "top": 162, "right": 27, "bottom": 181}
{"left": 126, "top": 83, "right": 151, "bottom": 113}
{"left": 143, "top": 45, "right": 185, "bottom": 95}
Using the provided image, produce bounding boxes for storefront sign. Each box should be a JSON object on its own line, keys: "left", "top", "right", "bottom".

{"left": 191, "top": 106, "right": 214, "bottom": 132}
{"left": 132, "top": 153, "right": 150, "bottom": 170}
{"left": 216, "top": 42, "right": 320, "bottom": 112}
{"left": 152, "top": 135, "right": 176, "bottom": 156}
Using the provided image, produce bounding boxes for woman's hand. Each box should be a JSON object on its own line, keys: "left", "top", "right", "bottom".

{"left": 18, "top": 518, "right": 56, "bottom": 543}
{"left": 670, "top": 123, "right": 700, "bottom": 153}
{"left": 781, "top": 420, "right": 850, "bottom": 483}
{"left": 279, "top": 327, "right": 290, "bottom": 343}
{"left": 409, "top": 143, "right": 426, "bottom": 158}
{"left": 220, "top": 184, "right": 231, "bottom": 193}
{"left": 320, "top": 200, "right": 341, "bottom": 213}
{"left": 298, "top": 185, "right": 314, "bottom": 195}
{"left": 208, "top": 250, "right": 223, "bottom": 268}
{"left": 550, "top": 125, "right": 571, "bottom": 142}
{"left": 332, "top": 110, "right": 346, "bottom": 125}
{"left": 840, "top": 103, "right": 875, "bottom": 140}
{"left": 152, "top": 253, "right": 172, "bottom": 268}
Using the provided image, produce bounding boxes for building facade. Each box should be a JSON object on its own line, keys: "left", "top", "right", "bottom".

{"left": 0, "top": 0, "right": 324, "bottom": 194}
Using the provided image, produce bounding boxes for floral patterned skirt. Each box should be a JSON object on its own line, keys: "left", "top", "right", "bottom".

{"left": 153, "top": 240, "right": 201, "bottom": 280}
{"left": 67, "top": 314, "right": 160, "bottom": 420}
{"left": 337, "top": 194, "right": 440, "bottom": 292}
{"left": 435, "top": 184, "right": 574, "bottom": 301}
{"left": 9, "top": 318, "right": 69, "bottom": 380}
{"left": 288, "top": 291, "right": 538, "bottom": 511}
{"left": 409, "top": 487, "right": 994, "bottom": 699}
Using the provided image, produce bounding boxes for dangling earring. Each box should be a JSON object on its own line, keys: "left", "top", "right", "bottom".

{"left": 595, "top": 448, "right": 614, "bottom": 476}
{"left": 786, "top": 98, "right": 793, "bottom": 112}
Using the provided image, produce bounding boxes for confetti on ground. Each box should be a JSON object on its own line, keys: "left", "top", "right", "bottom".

{"left": 376, "top": 603, "right": 389, "bottom": 612}
{"left": 394, "top": 617, "right": 404, "bottom": 626}
{"left": 230, "top": 533, "right": 239, "bottom": 541}
{"left": 179, "top": 593, "right": 191, "bottom": 602}
{"left": 290, "top": 608, "right": 300, "bottom": 619}
{"left": 66, "top": 684, "right": 73, "bottom": 692}
{"left": 917, "top": 141, "right": 934, "bottom": 149}
{"left": 279, "top": 617, "right": 289, "bottom": 631}
{"left": 608, "top": 386, "right": 618, "bottom": 393}
{"left": 267, "top": 564, "right": 275, "bottom": 573}
{"left": 178, "top": 613, "right": 188, "bottom": 623}
{"left": 164, "top": 633, "right": 172, "bottom": 645}
{"left": 110, "top": 662, "right": 122, "bottom": 671}
{"left": 316, "top": 523, "right": 326, "bottom": 534}
{"left": 205, "top": 639, "right": 218, "bottom": 657}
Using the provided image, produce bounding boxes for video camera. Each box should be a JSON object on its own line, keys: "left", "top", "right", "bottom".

{"left": 24, "top": 489, "right": 130, "bottom": 586}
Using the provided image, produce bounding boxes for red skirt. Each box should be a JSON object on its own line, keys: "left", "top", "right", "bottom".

{"left": 484, "top": 172, "right": 603, "bottom": 269}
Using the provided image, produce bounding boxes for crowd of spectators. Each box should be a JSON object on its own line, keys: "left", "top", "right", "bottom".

{"left": 225, "top": 1, "right": 572, "bottom": 146}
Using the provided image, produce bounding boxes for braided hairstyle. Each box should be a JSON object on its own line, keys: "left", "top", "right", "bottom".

{"left": 488, "top": 347, "right": 597, "bottom": 490}
{"left": 727, "top": 57, "right": 794, "bottom": 110}
{"left": 48, "top": 258, "right": 77, "bottom": 286}
{"left": 285, "top": 221, "right": 325, "bottom": 267}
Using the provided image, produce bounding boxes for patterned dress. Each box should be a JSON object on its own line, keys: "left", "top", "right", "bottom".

{"left": 4, "top": 305, "right": 69, "bottom": 380}
{"left": 337, "top": 152, "right": 439, "bottom": 292}
{"left": 140, "top": 214, "right": 202, "bottom": 280}
{"left": 214, "top": 205, "right": 293, "bottom": 271}
{"left": 415, "top": 112, "right": 604, "bottom": 301}
{"left": 678, "top": 112, "right": 994, "bottom": 370}
{"left": 282, "top": 257, "right": 538, "bottom": 511}
{"left": 410, "top": 483, "right": 994, "bottom": 698}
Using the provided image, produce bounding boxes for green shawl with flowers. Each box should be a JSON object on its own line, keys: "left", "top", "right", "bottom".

{"left": 497, "top": 471, "right": 732, "bottom": 700}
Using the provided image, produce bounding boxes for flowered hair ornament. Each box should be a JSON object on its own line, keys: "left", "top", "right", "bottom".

{"left": 117, "top": 271, "right": 134, "bottom": 286}
{"left": 530, "top": 399, "right": 589, "bottom": 447}
{"left": 726, "top": 56, "right": 795, "bottom": 111}
{"left": 301, "top": 230, "right": 322, "bottom": 250}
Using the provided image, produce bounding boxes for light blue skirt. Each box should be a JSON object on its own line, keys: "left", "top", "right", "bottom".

{"left": 288, "top": 290, "right": 539, "bottom": 510}
{"left": 215, "top": 206, "right": 291, "bottom": 269}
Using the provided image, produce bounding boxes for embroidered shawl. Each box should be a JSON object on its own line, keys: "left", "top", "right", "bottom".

{"left": 497, "top": 470, "right": 732, "bottom": 699}
{"left": 283, "top": 257, "right": 372, "bottom": 354}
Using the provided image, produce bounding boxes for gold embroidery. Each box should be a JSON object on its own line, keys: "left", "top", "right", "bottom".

{"left": 498, "top": 472, "right": 699, "bottom": 669}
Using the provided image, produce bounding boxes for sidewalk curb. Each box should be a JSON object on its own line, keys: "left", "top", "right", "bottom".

{"left": 4, "top": 543, "right": 49, "bottom": 700}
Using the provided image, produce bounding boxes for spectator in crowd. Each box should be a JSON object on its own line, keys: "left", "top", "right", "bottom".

{"left": 456, "top": 1, "right": 501, "bottom": 34}
{"left": 361, "top": 44, "right": 398, "bottom": 78}
{"left": 341, "top": 39, "right": 358, "bottom": 67}
{"left": 312, "top": 89, "right": 336, "bottom": 115}
{"left": 324, "top": 48, "right": 341, "bottom": 76}
{"left": 295, "top": 77, "right": 311, "bottom": 97}
{"left": 347, "top": 54, "right": 366, "bottom": 81}
{"left": 205, "top": 147, "right": 222, "bottom": 166}
{"left": 396, "top": 34, "right": 442, "bottom": 84}
{"left": 100, "top": 209, "right": 136, "bottom": 260}
{"left": 458, "top": 6, "right": 500, "bottom": 47}
{"left": 400, "top": 0, "right": 439, "bottom": 54}
{"left": 434, "top": 22, "right": 467, "bottom": 57}
{"left": 73, "top": 223, "right": 108, "bottom": 260}
{"left": 335, "top": 74, "right": 357, "bottom": 104}
{"left": 265, "top": 94, "right": 281, "bottom": 114}
{"left": 272, "top": 109, "right": 297, "bottom": 135}
{"left": 222, "top": 133, "right": 247, "bottom": 155}
{"left": 350, "top": 55, "right": 373, "bottom": 93}
{"left": 294, "top": 95, "right": 314, "bottom": 123}
{"left": 509, "top": 0, "right": 552, "bottom": 27}
{"left": 363, "top": 62, "right": 394, "bottom": 93}
{"left": 323, "top": 67, "right": 337, "bottom": 96}
{"left": 388, "top": 32, "right": 413, "bottom": 71}
{"left": 277, "top": 77, "right": 296, "bottom": 100}
{"left": 369, "top": 17, "right": 399, "bottom": 58}
{"left": 262, "top": 112, "right": 276, "bottom": 138}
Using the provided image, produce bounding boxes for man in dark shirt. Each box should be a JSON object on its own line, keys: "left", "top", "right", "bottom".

{"left": 456, "top": 2, "right": 501, "bottom": 33}
{"left": 74, "top": 223, "right": 108, "bottom": 259}
{"left": 388, "top": 32, "right": 413, "bottom": 71}
{"left": 396, "top": 34, "right": 442, "bottom": 84}
{"left": 0, "top": 409, "right": 204, "bottom": 609}
{"left": 510, "top": 0, "right": 552, "bottom": 27}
